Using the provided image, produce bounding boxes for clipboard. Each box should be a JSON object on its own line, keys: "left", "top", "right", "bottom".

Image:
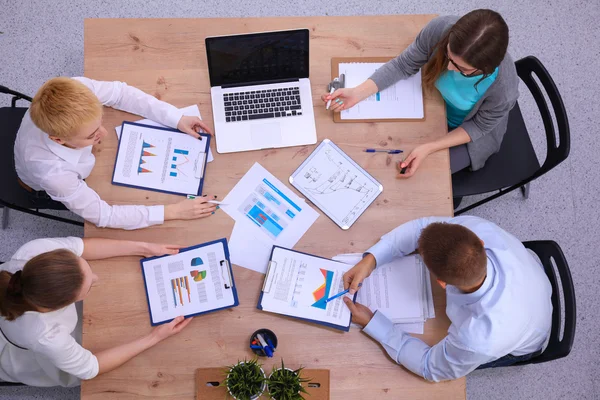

{"left": 331, "top": 57, "right": 426, "bottom": 123}
{"left": 289, "top": 139, "right": 383, "bottom": 230}
{"left": 257, "top": 246, "right": 357, "bottom": 332}
{"left": 111, "top": 121, "right": 210, "bottom": 196}
{"left": 140, "top": 238, "right": 239, "bottom": 326}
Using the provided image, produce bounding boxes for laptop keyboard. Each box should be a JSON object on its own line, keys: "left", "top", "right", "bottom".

{"left": 223, "top": 86, "right": 302, "bottom": 122}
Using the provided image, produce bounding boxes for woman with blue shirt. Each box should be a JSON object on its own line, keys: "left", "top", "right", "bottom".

{"left": 322, "top": 9, "right": 519, "bottom": 176}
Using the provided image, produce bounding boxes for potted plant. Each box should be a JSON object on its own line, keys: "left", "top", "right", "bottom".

{"left": 267, "top": 360, "right": 311, "bottom": 400}
{"left": 224, "top": 358, "right": 267, "bottom": 400}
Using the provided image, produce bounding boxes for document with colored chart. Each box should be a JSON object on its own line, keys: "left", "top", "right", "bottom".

{"left": 112, "top": 121, "right": 210, "bottom": 196}
{"left": 221, "top": 163, "right": 319, "bottom": 274}
{"left": 140, "top": 239, "right": 238, "bottom": 326}
{"left": 257, "top": 246, "right": 355, "bottom": 331}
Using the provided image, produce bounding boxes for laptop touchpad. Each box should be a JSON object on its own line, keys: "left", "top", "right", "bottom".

{"left": 251, "top": 123, "right": 282, "bottom": 149}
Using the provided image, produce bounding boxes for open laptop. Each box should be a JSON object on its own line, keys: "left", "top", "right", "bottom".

{"left": 206, "top": 29, "right": 317, "bottom": 154}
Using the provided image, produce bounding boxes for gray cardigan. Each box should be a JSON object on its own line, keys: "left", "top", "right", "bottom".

{"left": 370, "top": 16, "right": 520, "bottom": 171}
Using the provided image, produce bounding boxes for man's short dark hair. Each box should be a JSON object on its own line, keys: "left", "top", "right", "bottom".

{"left": 418, "top": 223, "right": 487, "bottom": 287}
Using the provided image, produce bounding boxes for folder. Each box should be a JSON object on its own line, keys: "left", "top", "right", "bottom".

{"left": 140, "top": 238, "right": 238, "bottom": 326}
{"left": 112, "top": 121, "right": 210, "bottom": 196}
{"left": 257, "top": 246, "right": 357, "bottom": 332}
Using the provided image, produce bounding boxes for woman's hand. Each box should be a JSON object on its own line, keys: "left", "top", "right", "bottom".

{"left": 177, "top": 116, "right": 213, "bottom": 138}
{"left": 150, "top": 316, "right": 193, "bottom": 344}
{"left": 321, "top": 88, "right": 362, "bottom": 112}
{"left": 141, "top": 243, "right": 182, "bottom": 257}
{"left": 396, "top": 144, "right": 434, "bottom": 179}
{"left": 321, "top": 79, "right": 379, "bottom": 112}
{"left": 165, "top": 196, "right": 218, "bottom": 221}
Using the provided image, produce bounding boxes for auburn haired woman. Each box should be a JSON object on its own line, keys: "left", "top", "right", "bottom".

{"left": 0, "top": 237, "right": 191, "bottom": 386}
{"left": 323, "top": 9, "right": 519, "bottom": 176}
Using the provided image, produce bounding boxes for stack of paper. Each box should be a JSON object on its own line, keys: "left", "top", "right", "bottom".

{"left": 221, "top": 163, "right": 319, "bottom": 274}
{"left": 333, "top": 253, "right": 435, "bottom": 334}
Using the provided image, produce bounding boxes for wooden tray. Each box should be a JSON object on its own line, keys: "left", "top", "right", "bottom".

{"left": 196, "top": 367, "right": 330, "bottom": 399}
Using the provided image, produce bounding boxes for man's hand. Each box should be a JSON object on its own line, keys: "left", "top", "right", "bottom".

{"left": 343, "top": 253, "right": 377, "bottom": 294}
{"left": 343, "top": 298, "right": 374, "bottom": 327}
{"left": 177, "top": 116, "right": 213, "bottom": 138}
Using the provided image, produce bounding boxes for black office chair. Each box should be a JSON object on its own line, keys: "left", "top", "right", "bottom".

{"left": 0, "top": 85, "right": 83, "bottom": 229}
{"left": 512, "top": 240, "right": 576, "bottom": 366}
{"left": 453, "top": 56, "right": 570, "bottom": 215}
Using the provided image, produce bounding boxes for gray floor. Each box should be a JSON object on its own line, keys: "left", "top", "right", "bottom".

{"left": 1, "top": 0, "right": 598, "bottom": 399}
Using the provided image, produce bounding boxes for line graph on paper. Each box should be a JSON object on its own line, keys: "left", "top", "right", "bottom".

{"left": 291, "top": 140, "right": 382, "bottom": 229}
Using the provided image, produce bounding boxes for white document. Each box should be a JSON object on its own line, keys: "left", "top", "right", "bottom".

{"left": 115, "top": 105, "right": 214, "bottom": 162}
{"left": 141, "top": 241, "right": 237, "bottom": 325}
{"left": 289, "top": 140, "right": 382, "bottom": 230}
{"left": 112, "top": 122, "right": 210, "bottom": 195}
{"left": 333, "top": 253, "right": 435, "bottom": 324}
{"left": 222, "top": 163, "right": 319, "bottom": 273}
{"left": 340, "top": 63, "right": 424, "bottom": 120}
{"left": 259, "top": 247, "right": 353, "bottom": 330}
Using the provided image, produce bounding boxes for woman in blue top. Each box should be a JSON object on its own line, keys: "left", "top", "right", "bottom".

{"left": 322, "top": 10, "right": 519, "bottom": 176}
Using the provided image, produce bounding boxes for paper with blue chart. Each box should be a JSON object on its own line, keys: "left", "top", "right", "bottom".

{"left": 290, "top": 139, "right": 383, "bottom": 230}
{"left": 259, "top": 246, "right": 353, "bottom": 330}
{"left": 112, "top": 121, "right": 209, "bottom": 196}
{"left": 222, "top": 163, "right": 319, "bottom": 274}
{"left": 339, "top": 63, "right": 424, "bottom": 120}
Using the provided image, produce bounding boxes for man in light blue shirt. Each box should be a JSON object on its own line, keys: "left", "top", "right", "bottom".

{"left": 342, "top": 216, "right": 552, "bottom": 382}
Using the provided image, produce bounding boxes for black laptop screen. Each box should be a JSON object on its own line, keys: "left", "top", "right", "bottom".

{"left": 206, "top": 29, "right": 309, "bottom": 87}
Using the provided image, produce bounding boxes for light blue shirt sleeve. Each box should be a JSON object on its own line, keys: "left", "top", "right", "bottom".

{"left": 363, "top": 311, "right": 496, "bottom": 382}
{"left": 366, "top": 217, "right": 452, "bottom": 267}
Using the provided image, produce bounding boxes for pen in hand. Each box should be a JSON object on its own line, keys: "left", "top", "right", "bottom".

{"left": 324, "top": 283, "right": 363, "bottom": 303}
{"left": 325, "top": 87, "right": 335, "bottom": 110}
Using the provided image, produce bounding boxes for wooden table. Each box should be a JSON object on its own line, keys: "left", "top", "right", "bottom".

{"left": 82, "top": 15, "right": 461, "bottom": 400}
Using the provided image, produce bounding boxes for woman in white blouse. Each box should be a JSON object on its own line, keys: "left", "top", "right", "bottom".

{"left": 0, "top": 236, "right": 192, "bottom": 387}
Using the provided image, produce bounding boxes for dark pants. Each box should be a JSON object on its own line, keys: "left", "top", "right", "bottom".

{"left": 449, "top": 144, "right": 471, "bottom": 174}
{"left": 476, "top": 350, "right": 542, "bottom": 369}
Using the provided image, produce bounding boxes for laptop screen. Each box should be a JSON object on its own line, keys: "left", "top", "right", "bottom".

{"left": 206, "top": 29, "right": 309, "bottom": 87}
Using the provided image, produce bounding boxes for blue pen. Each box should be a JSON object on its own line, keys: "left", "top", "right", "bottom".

{"left": 324, "top": 283, "right": 363, "bottom": 304}
{"left": 266, "top": 338, "right": 276, "bottom": 353}
{"left": 250, "top": 344, "right": 263, "bottom": 350}
{"left": 365, "top": 148, "right": 403, "bottom": 154}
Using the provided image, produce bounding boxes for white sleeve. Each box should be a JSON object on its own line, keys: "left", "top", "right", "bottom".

{"left": 40, "top": 170, "right": 164, "bottom": 230}
{"left": 73, "top": 77, "right": 184, "bottom": 128}
{"left": 11, "top": 237, "right": 85, "bottom": 262}
{"left": 363, "top": 311, "right": 495, "bottom": 382}
{"left": 33, "top": 324, "right": 99, "bottom": 381}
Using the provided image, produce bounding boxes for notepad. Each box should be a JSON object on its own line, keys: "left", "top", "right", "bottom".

{"left": 140, "top": 239, "right": 238, "bottom": 325}
{"left": 112, "top": 121, "right": 210, "bottom": 196}
{"left": 339, "top": 62, "right": 424, "bottom": 120}
{"left": 257, "top": 246, "right": 356, "bottom": 331}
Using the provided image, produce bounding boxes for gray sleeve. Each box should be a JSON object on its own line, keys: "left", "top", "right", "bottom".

{"left": 369, "top": 16, "right": 458, "bottom": 91}
{"left": 460, "top": 56, "right": 520, "bottom": 141}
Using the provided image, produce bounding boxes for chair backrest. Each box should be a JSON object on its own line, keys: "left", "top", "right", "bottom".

{"left": 515, "top": 56, "right": 570, "bottom": 179}
{"left": 0, "top": 85, "right": 32, "bottom": 107}
{"left": 518, "top": 240, "right": 576, "bottom": 365}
